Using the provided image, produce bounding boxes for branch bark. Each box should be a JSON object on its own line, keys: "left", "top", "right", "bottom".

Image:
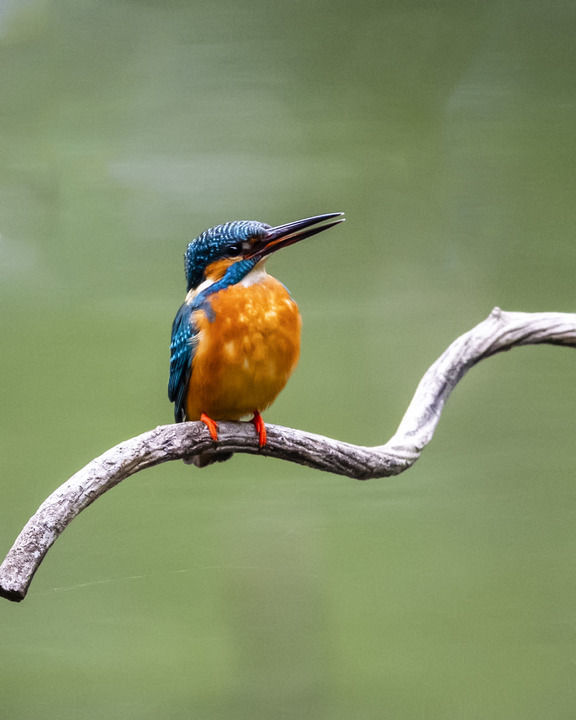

{"left": 1, "top": 308, "right": 575, "bottom": 602}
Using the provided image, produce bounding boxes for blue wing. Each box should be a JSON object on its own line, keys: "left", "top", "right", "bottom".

{"left": 168, "top": 302, "right": 198, "bottom": 423}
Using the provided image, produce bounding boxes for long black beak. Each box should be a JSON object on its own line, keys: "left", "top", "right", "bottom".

{"left": 248, "top": 212, "right": 345, "bottom": 260}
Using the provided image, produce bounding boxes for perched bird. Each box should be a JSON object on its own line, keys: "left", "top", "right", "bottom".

{"left": 168, "top": 212, "right": 344, "bottom": 463}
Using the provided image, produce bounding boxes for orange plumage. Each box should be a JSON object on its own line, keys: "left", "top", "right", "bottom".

{"left": 185, "top": 261, "right": 301, "bottom": 422}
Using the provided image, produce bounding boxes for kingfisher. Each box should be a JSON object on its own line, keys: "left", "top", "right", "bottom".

{"left": 168, "top": 212, "right": 344, "bottom": 462}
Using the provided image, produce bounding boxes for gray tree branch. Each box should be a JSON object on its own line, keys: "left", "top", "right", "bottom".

{"left": 1, "top": 308, "right": 575, "bottom": 602}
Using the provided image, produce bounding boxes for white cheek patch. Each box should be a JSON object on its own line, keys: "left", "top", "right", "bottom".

{"left": 186, "top": 276, "right": 216, "bottom": 303}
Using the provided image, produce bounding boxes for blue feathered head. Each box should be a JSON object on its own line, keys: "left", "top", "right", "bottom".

{"left": 184, "top": 221, "right": 269, "bottom": 291}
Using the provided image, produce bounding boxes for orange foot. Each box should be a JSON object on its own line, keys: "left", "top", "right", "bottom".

{"left": 200, "top": 412, "right": 219, "bottom": 442}
{"left": 252, "top": 410, "right": 267, "bottom": 448}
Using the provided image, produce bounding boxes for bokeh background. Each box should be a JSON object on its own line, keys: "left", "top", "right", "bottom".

{"left": 1, "top": 1, "right": 575, "bottom": 718}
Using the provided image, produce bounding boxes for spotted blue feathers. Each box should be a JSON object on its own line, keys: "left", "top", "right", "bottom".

{"left": 185, "top": 220, "right": 269, "bottom": 291}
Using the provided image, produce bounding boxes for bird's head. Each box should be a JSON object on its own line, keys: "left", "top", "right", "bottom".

{"left": 184, "top": 213, "right": 345, "bottom": 292}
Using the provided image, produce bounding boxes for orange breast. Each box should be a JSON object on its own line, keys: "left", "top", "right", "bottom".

{"left": 185, "top": 275, "right": 301, "bottom": 421}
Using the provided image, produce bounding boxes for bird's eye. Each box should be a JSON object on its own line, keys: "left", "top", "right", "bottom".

{"left": 226, "top": 244, "right": 242, "bottom": 256}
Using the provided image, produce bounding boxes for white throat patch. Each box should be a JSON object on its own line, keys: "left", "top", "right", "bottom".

{"left": 238, "top": 261, "right": 268, "bottom": 287}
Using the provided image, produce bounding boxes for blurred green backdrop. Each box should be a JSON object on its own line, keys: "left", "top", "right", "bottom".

{"left": 1, "top": 0, "right": 575, "bottom": 718}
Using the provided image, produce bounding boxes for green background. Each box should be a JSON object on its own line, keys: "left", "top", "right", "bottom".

{"left": 1, "top": 1, "right": 575, "bottom": 717}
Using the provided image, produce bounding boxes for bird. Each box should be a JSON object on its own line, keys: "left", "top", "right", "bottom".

{"left": 168, "top": 212, "right": 345, "bottom": 465}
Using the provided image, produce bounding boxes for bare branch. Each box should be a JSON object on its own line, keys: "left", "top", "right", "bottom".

{"left": 1, "top": 308, "right": 575, "bottom": 602}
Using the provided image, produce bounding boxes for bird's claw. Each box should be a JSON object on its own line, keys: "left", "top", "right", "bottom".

{"left": 252, "top": 411, "right": 267, "bottom": 448}
{"left": 200, "top": 413, "right": 219, "bottom": 442}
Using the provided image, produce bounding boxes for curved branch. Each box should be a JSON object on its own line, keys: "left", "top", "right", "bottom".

{"left": 1, "top": 308, "right": 575, "bottom": 602}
